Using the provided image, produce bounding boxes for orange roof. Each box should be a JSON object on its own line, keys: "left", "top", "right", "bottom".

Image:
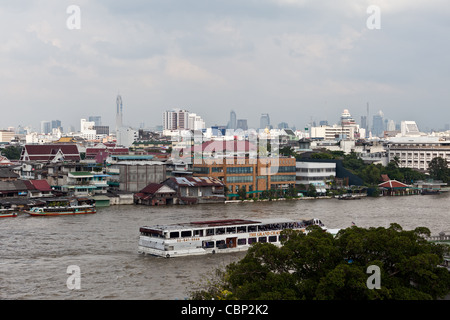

{"left": 378, "top": 180, "right": 409, "bottom": 188}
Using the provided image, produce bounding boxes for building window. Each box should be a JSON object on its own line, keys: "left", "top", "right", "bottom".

{"left": 270, "top": 175, "right": 296, "bottom": 182}
{"left": 227, "top": 167, "right": 253, "bottom": 174}
{"left": 227, "top": 176, "right": 253, "bottom": 183}
{"left": 193, "top": 167, "right": 210, "bottom": 174}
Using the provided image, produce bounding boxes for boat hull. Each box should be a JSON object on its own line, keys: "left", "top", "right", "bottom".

{"left": 0, "top": 213, "right": 18, "bottom": 218}
{"left": 27, "top": 207, "right": 96, "bottom": 216}
{"left": 28, "top": 211, "right": 96, "bottom": 216}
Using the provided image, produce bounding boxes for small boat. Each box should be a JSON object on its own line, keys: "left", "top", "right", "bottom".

{"left": 337, "top": 194, "right": 362, "bottom": 200}
{"left": 421, "top": 189, "right": 440, "bottom": 195}
{"left": 0, "top": 209, "right": 18, "bottom": 218}
{"left": 26, "top": 197, "right": 96, "bottom": 216}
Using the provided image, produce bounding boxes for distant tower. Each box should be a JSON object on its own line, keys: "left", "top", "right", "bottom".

{"left": 260, "top": 113, "right": 270, "bottom": 130}
{"left": 228, "top": 110, "right": 237, "bottom": 130}
{"left": 116, "top": 94, "right": 123, "bottom": 132}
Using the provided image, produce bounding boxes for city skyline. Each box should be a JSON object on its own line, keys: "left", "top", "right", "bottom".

{"left": 1, "top": 1, "right": 450, "bottom": 132}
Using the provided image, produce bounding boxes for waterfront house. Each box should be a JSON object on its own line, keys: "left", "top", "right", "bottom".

{"left": 0, "top": 167, "right": 20, "bottom": 181}
{"left": 0, "top": 180, "right": 29, "bottom": 198}
{"left": 23, "top": 180, "right": 54, "bottom": 198}
{"left": 62, "top": 171, "right": 110, "bottom": 196}
{"left": 134, "top": 183, "right": 177, "bottom": 206}
{"left": 163, "top": 176, "right": 225, "bottom": 204}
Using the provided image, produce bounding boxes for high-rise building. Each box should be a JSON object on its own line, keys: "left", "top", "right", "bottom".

{"left": 372, "top": 111, "right": 384, "bottom": 137}
{"left": 236, "top": 119, "right": 248, "bottom": 131}
{"left": 228, "top": 110, "right": 237, "bottom": 130}
{"left": 41, "top": 121, "right": 51, "bottom": 134}
{"left": 162, "top": 109, "right": 192, "bottom": 130}
{"left": 188, "top": 113, "right": 206, "bottom": 130}
{"left": 278, "top": 122, "right": 289, "bottom": 129}
{"left": 260, "top": 113, "right": 270, "bottom": 130}
{"left": 340, "top": 109, "right": 356, "bottom": 126}
{"left": 116, "top": 95, "right": 123, "bottom": 132}
{"left": 50, "top": 120, "right": 63, "bottom": 133}
{"left": 89, "top": 116, "right": 102, "bottom": 126}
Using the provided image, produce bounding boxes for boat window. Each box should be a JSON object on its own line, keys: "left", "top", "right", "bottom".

{"left": 226, "top": 227, "right": 236, "bottom": 234}
{"left": 248, "top": 225, "right": 257, "bottom": 232}
{"left": 237, "top": 226, "right": 247, "bottom": 233}
{"left": 194, "top": 229, "right": 204, "bottom": 237}
{"left": 170, "top": 231, "right": 179, "bottom": 238}
{"left": 237, "top": 238, "right": 246, "bottom": 245}
{"left": 216, "top": 240, "right": 226, "bottom": 249}
{"left": 248, "top": 237, "right": 257, "bottom": 244}
{"left": 258, "top": 236, "right": 267, "bottom": 243}
{"left": 181, "top": 230, "right": 192, "bottom": 237}
{"left": 202, "top": 241, "right": 214, "bottom": 248}
{"left": 206, "top": 228, "right": 215, "bottom": 236}
{"left": 268, "top": 236, "right": 277, "bottom": 243}
{"left": 216, "top": 228, "right": 225, "bottom": 235}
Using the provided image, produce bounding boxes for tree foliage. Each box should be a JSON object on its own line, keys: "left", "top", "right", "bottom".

{"left": 1, "top": 145, "right": 22, "bottom": 160}
{"left": 189, "top": 224, "right": 450, "bottom": 300}
{"left": 428, "top": 157, "right": 450, "bottom": 183}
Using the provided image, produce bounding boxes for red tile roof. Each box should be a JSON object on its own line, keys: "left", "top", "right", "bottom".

{"left": 29, "top": 180, "right": 53, "bottom": 192}
{"left": 378, "top": 180, "right": 409, "bottom": 189}
{"left": 21, "top": 144, "right": 80, "bottom": 162}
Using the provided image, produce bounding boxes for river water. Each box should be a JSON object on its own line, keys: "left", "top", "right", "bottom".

{"left": 1, "top": 194, "right": 449, "bottom": 300}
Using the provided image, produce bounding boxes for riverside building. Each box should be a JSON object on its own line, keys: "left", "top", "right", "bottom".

{"left": 192, "top": 156, "right": 296, "bottom": 198}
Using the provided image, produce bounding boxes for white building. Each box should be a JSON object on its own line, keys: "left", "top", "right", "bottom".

{"left": 80, "top": 118, "right": 97, "bottom": 140}
{"left": 387, "top": 136, "right": 450, "bottom": 171}
{"left": 310, "top": 109, "right": 365, "bottom": 141}
{"left": 116, "top": 127, "right": 138, "bottom": 148}
{"left": 188, "top": 113, "right": 206, "bottom": 130}
{"left": 295, "top": 161, "right": 336, "bottom": 193}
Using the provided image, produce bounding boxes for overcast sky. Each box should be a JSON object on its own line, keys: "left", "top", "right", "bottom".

{"left": 1, "top": 0, "right": 450, "bottom": 132}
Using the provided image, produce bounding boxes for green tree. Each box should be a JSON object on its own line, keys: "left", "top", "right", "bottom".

{"left": 361, "top": 164, "right": 382, "bottom": 185}
{"left": 237, "top": 186, "right": 247, "bottom": 200}
{"left": 1, "top": 146, "right": 22, "bottom": 160}
{"left": 306, "top": 184, "right": 317, "bottom": 197}
{"left": 189, "top": 224, "right": 450, "bottom": 300}
{"left": 279, "top": 146, "right": 296, "bottom": 157}
{"left": 428, "top": 157, "right": 450, "bottom": 183}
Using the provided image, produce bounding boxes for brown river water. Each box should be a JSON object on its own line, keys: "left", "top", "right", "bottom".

{"left": 1, "top": 194, "right": 449, "bottom": 300}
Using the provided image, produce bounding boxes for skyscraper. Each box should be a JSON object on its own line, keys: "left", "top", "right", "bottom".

{"left": 89, "top": 116, "right": 102, "bottom": 126}
{"left": 372, "top": 110, "right": 384, "bottom": 137}
{"left": 51, "top": 120, "right": 63, "bottom": 133}
{"left": 228, "top": 110, "right": 237, "bottom": 130}
{"left": 116, "top": 94, "right": 123, "bottom": 132}
{"left": 260, "top": 113, "right": 270, "bottom": 130}
{"left": 236, "top": 119, "right": 248, "bottom": 130}
{"left": 40, "top": 121, "right": 51, "bottom": 134}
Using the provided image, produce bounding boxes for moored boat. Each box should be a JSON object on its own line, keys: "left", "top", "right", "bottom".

{"left": 138, "top": 217, "right": 338, "bottom": 258}
{"left": 26, "top": 197, "right": 96, "bottom": 216}
{"left": 0, "top": 209, "right": 18, "bottom": 218}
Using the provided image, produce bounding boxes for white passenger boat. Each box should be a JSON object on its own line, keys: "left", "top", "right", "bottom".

{"left": 138, "top": 218, "right": 338, "bottom": 258}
